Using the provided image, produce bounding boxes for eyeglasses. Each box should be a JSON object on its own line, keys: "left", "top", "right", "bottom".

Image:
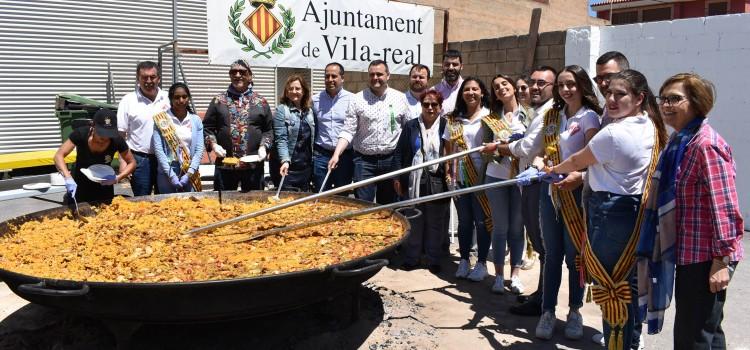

{"left": 593, "top": 73, "right": 616, "bottom": 84}
{"left": 657, "top": 95, "right": 686, "bottom": 106}
{"left": 421, "top": 102, "right": 440, "bottom": 108}
{"left": 229, "top": 69, "right": 250, "bottom": 76}
{"left": 529, "top": 80, "right": 552, "bottom": 88}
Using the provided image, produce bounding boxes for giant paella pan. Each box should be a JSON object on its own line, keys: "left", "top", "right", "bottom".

{"left": 0, "top": 192, "right": 411, "bottom": 323}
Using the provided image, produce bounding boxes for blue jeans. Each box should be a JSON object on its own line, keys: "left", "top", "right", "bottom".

{"left": 485, "top": 175, "right": 524, "bottom": 269}
{"left": 156, "top": 161, "right": 196, "bottom": 194}
{"left": 588, "top": 191, "right": 642, "bottom": 350}
{"left": 352, "top": 152, "right": 396, "bottom": 204}
{"left": 313, "top": 148, "right": 353, "bottom": 192}
{"left": 455, "top": 190, "right": 491, "bottom": 263}
{"left": 130, "top": 151, "right": 157, "bottom": 196}
{"left": 541, "top": 184, "right": 584, "bottom": 312}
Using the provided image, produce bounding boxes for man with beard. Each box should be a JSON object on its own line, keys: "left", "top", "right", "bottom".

{"left": 431, "top": 49, "right": 463, "bottom": 115}
{"left": 328, "top": 60, "right": 410, "bottom": 204}
{"left": 311, "top": 62, "right": 354, "bottom": 192}
{"left": 117, "top": 61, "right": 170, "bottom": 196}
{"left": 404, "top": 64, "right": 430, "bottom": 120}
{"left": 203, "top": 59, "right": 273, "bottom": 191}
{"left": 492, "top": 66, "right": 557, "bottom": 316}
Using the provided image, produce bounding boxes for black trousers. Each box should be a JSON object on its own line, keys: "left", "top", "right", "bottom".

{"left": 675, "top": 260, "right": 737, "bottom": 350}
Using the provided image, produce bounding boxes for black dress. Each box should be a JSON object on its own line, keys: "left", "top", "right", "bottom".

{"left": 68, "top": 126, "right": 128, "bottom": 204}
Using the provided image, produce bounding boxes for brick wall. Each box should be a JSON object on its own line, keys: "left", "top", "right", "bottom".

{"left": 341, "top": 30, "right": 566, "bottom": 93}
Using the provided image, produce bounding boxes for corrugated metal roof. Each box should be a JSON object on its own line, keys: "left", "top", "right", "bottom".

{"left": 0, "top": 0, "right": 278, "bottom": 154}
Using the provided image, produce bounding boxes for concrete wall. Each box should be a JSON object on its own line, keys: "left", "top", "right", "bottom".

{"left": 566, "top": 13, "right": 750, "bottom": 229}
{"left": 406, "top": 0, "right": 606, "bottom": 42}
{"left": 341, "top": 31, "right": 567, "bottom": 93}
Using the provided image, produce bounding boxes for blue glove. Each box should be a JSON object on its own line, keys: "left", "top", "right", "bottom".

{"left": 515, "top": 167, "right": 540, "bottom": 187}
{"left": 100, "top": 174, "right": 117, "bottom": 186}
{"left": 508, "top": 133, "right": 524, "bottom": 142}
{"left": 541, "top": 172, "right": 565, "bottom": 184}
{"left": 179, "top": 173, "right": 191, "bottom": 189}
{"left": 64, "top": 177, "right": 77, "bottom": 197}
{"left": 169, "top": 174, "right": 182, "bottom": 189}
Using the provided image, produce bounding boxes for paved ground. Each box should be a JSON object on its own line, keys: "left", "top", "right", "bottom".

{"left": 0, "top": 189, "right": 748, "bottom": 349}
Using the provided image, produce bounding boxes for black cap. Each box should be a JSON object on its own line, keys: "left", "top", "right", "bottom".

{"left": 93, "top": 109, "right": 119, "bottom": 138}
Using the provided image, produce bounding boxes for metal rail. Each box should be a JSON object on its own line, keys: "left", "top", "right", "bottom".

{"left": 183, "top": 145, "right": 488, "bottom": 236}
{"left": 233, "top": 176, "right": 539, "bottom": 243}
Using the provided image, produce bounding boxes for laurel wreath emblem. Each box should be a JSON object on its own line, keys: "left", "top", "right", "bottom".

{"left": 228, "top": 0, "right": 295, "bottom": 59}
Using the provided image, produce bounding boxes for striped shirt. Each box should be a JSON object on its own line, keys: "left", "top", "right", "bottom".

{"left": 676, "top": 122, "right": 744, "bottom": 265}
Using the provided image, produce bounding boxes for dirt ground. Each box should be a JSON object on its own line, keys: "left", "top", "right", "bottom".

{"left": 0, "top": 247, "right": 606, "bottom": 350}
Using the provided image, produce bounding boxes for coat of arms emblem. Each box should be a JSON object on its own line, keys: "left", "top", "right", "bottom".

{"left": 229, "top": 0, "right": 295, "bottom": 59}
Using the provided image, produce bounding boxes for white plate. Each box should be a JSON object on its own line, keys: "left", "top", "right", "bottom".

{"left": 81, "top": 164, "right": 116, "bottom": 182}
{"left": 239, "top": 155, "right": 261, "bottom": 163}
{"left": 23, "top": 182, "right": 51, "bottom": 190}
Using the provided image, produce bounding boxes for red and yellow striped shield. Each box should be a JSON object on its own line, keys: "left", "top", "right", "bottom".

{"left": 243, "top": 4, "right": 282, "bottom": 46}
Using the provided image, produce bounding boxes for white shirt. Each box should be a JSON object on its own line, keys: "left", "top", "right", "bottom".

{"left": 486, "top": 108, "right": 528, "bottom": 179}
{"left": 404, "top": 90, "right": 422, "bottom": 120}
{"left": 557, "top": 106, "right": 601, "bottom": 160}
{"left": 588, "top": 114, "right": 655, "bottom": 195}
{"left": 117, "top": 87, "right": 170, "bottom": 154}
{"left": 508, "top": 98, "right": 554, "bottom": 169}
{"left": 339, "top": 87, "right": 411, "bottom": 155}
{"left": 168, "top": 109, "right": 194, "bottom": 152}
{"left": 432, "top": 76, "right": 464, "bottom": 116}
{"left": 442, "top": 107, "right": 490, "bottom": 170}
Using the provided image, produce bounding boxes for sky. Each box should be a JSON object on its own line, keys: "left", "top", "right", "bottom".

{"left": 588, "top": 0, "right": 597, "bottom": 16}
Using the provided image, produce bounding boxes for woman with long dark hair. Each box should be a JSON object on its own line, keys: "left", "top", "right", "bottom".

{"left": 152, "top": 82, "right": 205, "bottom": 193}
{"left": 272, "top": 74, "right": 315, "bottom": 191}
{"left": 483, "top": 74, "right": 530, "bottom": 294}
{"left": 550, "top": 69, "right": 667, "bottom": 349}
{"left": 443, "top": 76, "right": 493, "bottom": 282}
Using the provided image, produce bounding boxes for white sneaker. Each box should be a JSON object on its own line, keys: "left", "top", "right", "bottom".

{"left": 455, "top": 259, "right": 471, "bottom": 279}
{"left": 492, "top": 276, "right": 505, "bottom": 294}
{"left": 592, "top": 333, "right": 605, "bottom": 346}
{"left": 509, "top": 275, "right": 525, "bottom": 294}
{"left": 535, "top": 311, "right": 556, "bottom": 340}
{"left": 467, "top": 262, "right": 488, "bottom": 282}
{"left": 564, "top": 309, "right": 584, "bottom": 340}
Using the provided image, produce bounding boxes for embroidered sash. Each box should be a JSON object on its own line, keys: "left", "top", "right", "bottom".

{"left": 153, "top": 112, "right": 202, "bottom": 191}
{"left": 448, "top": 115, "right": 493, "bottom": 232}
{"left": 542, "top": 109, "right": 587, "bottom": 281}
{"left": 483, "top": 112, "right": 520, "bottom": 178}
{"left": 583, "top": 124, "right": 661, "bottom": 350}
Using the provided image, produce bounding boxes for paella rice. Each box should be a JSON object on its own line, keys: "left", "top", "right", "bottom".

{"left": 0, "top": 196, "right": 404, "bottom": 283}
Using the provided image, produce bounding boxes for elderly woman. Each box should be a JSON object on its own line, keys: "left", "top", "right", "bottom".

{"left": 483, "top": 74, "right": 530, "bottom": 294}
{"left": 549, "top": 70, "right": 667, "bottom": 349}
{"left": 394, "top": 90, "right": 449, "bottom": 274}
{"left": 152, "top": 82, "right": 204, "bottom": 194}
{"left": 203, "top": 59, "right": 273, "bottom": 192}
{"left": 444, "top": 76, "right": 493, "bottom": 282}
{"left": 637, "top": 73, "right": 743, "bottom": 349}
{"left": 272, "top": 74, "right": 315, "bottom": 191}
{"left": 54, "top": 109, "right": 136, "bottom": 204}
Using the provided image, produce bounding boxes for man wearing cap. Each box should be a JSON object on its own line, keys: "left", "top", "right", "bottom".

{"left": 117, "top": 61, "right": 171, "bottom": 196}
{"left": 54, "top": 109, "right": 136, "bottom": 204}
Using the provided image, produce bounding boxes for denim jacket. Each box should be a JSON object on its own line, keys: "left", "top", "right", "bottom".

{"left": 152, "top": 111, "right": 205, "bottom": 177}
{"left": 273, "top": 104, "right": 315, "bottom": 164}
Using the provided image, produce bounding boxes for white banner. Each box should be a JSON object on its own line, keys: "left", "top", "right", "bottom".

{"left": 207, "top": 0, "right": 434, "bottom": 74}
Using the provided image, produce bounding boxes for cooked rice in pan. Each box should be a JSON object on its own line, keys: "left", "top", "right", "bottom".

{"left": 0, "top": 196, "right": 404, "bottom": 283}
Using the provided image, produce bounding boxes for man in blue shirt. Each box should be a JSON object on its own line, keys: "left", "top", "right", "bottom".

{"left": 312, "top": 62, "right": 354, "bottom": 192}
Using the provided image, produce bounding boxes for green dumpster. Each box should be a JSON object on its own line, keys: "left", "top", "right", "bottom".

{"left": 55, "top": 93, "right": 118, "bottom": 142}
